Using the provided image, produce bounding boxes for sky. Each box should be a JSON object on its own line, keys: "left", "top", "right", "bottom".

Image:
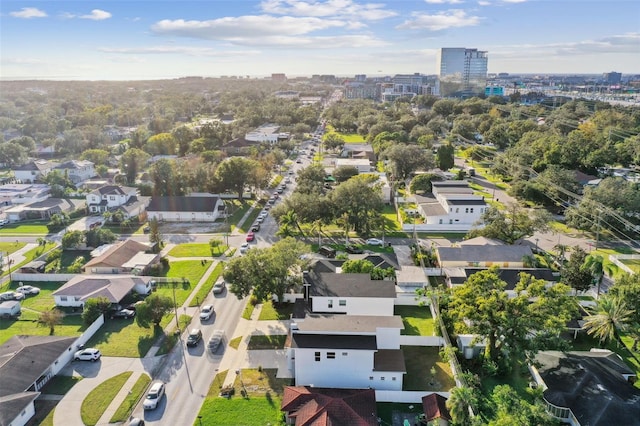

{"left": 1, "top": 0, "right": 639, "bottom": 80}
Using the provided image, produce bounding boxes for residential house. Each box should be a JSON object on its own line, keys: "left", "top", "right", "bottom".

{"left": 86, "top": 185, "right": 137, "bottom": 213}
{"left": 12, "top": 160, "right": 59, "bottom": 183}
{"left": 4, "top": 198, "right": 80, "bottom": 222}
{"left": 436, "top": 243, "right": 533, "bottom": 269}
{"left": 54, "top": 160, "right": 96, "bottom": 184}
{"left": 53, "top": 275, "right": 154, "bottom": 308}
{"left": 83, "top": 240, "right": 159, "bottom": 275}
{"left": 456, "top": 334, "right": 487, "bottom": 360}
{"left": 422, "top": 393, "right": 452, "bottom": 426}
{"left": 146, "top": 196, "right": 225, "bottom": 222}
{"left": 445, "top": 267, "right": 556, "bottom": 295}
{"left": 288, "top": 314, "right": 405, "bottom": 390}
{"left": 0, "top": 335, "right": 78, "bottom": 426}
{"left": 0, "top": 184, "right": 50, "bottom": 207}
{"left": 334, "top": 158, "right": 373, "bottom": 174}
{"left": 415, "top": 180, "right": 487, "bottom": 231}
{"left": 281, "top": 386, "right": 377, "bottom": 426}
{"left": 340, "top": 143, "right": 376, "bottom": 163}
{"left": 530, "top": 350, "right": 640, "bottom": 426}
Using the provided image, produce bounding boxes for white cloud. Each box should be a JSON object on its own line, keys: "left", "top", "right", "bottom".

{"left": 397, "top": 9, "right": 481, "bottom": 31}
{"left": 80, "top": 9, "right": 112, "bottom": 20}
{"left": 502, "top": 0, "right": 526, "bottom": 3}
{"left": 260, "top": 0, "right": 397, "bottom": 20}
{"left": 490, "top": 33, "right": 640, "bottom": 58}
{"left": 478, "top": 1, "right": 491, "bottom": 5}
{"left": 99, "top": 46, "right": 261, "bottom": 57}
{"left": 10, "top": 7, "right": 47, "bottom": 18}
{"left": 151, "top": 15, "right": 346, "bottom": 40}
{"left": 425, "top": 0, "right": 464, "bottom": 4}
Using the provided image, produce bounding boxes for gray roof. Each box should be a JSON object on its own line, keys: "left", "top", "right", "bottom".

{"left": 462, "top": 268, "right": 557, "bottom": 290}
{"left": 309, "top": 272, "right": 396, "bottom": 299}
{"left": 53, "top": 275, "right": 151, "bottom": 303}
{"left": 296, "top": 315, "right": 404, "bottom": 333}
{"left": 0, "top": 335, "right": 77, "bottom": 397}
{"left": 373, "top": 349, "right": 406, "bottom": 372}
{"left": 291, "top": 334, "right": 377, "bottom": 350}
{"left": 421, "top": 203, "right": 448, "bottom": 216}
{"left": 90, "top": 185, "right": 135, "bottom": 196}
{"left": 534, "top": 350, "right": 640, "bottom": 426}
{"left": 445, "top": 198, "right": 486, "bottom": 205}
{"left": 147, "top": 196, "right": 219, "bottom": 213}
{"left": 438, "top": 245, "right": 532, "bottom": 263}
{"left": 0, "top": 392, "right": 40, "bottom": 426}
{"left": 432, "top": 180, "right": 471, "bottom": 187}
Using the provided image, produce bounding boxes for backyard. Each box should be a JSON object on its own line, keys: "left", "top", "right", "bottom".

{"left": 395, "top": 305, "right": 435, "bottom": 336}
{"left": 402, "top": 346, "right": 456, "bottom": 391}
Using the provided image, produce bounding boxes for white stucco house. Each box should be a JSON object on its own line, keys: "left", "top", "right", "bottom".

{"left": 52, "top": 275, "right": 153, "bottom": 308}
{"left": 83, "top": 240, "right": 159, "bottom": 275}
{"left": 245, "top": 123, "right": 290, "bottom": 144}
{"left": 288, "top": 314, "right": 406, "bottom": 390}
{"left": 146, "top": 195, "right": 225, "bottom": 222}
{"left": 436, "top": 243, "right": 533, "bottom": 269}
{"left": 54, "top": 160, "right": 96, "bottom": 184}
{"left": 414, "top": 180, "right": 487, "bottom": 232}
{"left": 12, "top": 160, "right": 59, "bottom": 183}
{"left": 334, "top": 158, "right": 373, "bottom": 174}
{"left": 86, "top": 185, "right": 137, "bottom": 213}
{"left": 0, "top": 184, "right": 51, "bottom": 207}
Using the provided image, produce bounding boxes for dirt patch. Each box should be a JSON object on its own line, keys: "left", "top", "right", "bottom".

{"left": 158, "top": 222, "right": 228, "bottom": 234}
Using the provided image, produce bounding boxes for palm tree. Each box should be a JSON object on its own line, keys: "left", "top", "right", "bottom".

{"left": 279, "top": 211, "right": 303, "bottom": 237}
{"left": 336, "top": 212, "right": 350, "bottom": 245}
{"left": 583, "top": 254, "right": 617, "bottom": 299}
{"left": 446, "top": 385, "right": 477, "bottom": 426}
{"left": 553, "top": 243, "right": 569, "bottom": 264}
{"left": 309, "top": 219, "right": 324, "bottom": 247}
{"left": 583, "top": 295, "right": 634, "bottom": 345}
{"left": 521, "top": 254, "right": 537, "bottom": 268}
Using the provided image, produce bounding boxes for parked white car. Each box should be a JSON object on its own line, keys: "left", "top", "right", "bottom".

{"left": 16, "top": 285, "right": 40, "bottom": 295}
{"left": 240, "top": 243, "right": 250, "bottom": 254}
{"left": 200, "top": 304, "right": 214, "bottom": 321}
{"left": 0, "top": 291, "right": 25, "bottom": 301}
{"left": 365, "top": 238, "right": 384, "bottom": 246}
{"left": 74, "top": 348, "right": 101, "bottom": 362}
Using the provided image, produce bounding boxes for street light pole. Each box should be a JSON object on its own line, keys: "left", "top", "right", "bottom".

{"left": 172, "top": 281, "right": 180, "bottom": 331}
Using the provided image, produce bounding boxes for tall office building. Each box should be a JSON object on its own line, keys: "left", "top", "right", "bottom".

{"left": 437, "top": 48, "right": 488, "bottom": 97}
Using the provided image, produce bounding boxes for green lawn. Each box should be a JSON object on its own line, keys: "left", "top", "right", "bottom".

{"left": 41, "top": 375, "right": 82, "bottom": 395}
{"left": 589, "top": 247, "right": 638, "bottom": 278}
{"left": 225, "top": 200, "right": 252, "bottom": 229}
{"left": 620, "top": 258, "right": 640, "bottom": 273}
{"left": 395, "top": 305, "right": 435, "bottom": 336}
{"left": 0, "top": 241, "right": 27, "bottom": 254}
{"left": 247, "top": 334, "right": 287, "bottom": 350}
{"left": 239, "top": 205, "right": 264, "bottom": 233}
{"left": 168, "top": 243, "right": 227, "bottom": 257}
{"left": 242, "top": 301, "right": 256, "bottom": 320}
{"left": 155, "top": 260, "right": 212, "bottom": 306}
{"left": 1, "top": 242, "right": 56, "bottom": 283}
{"left": 258, "top": 300, "right": 294, "bottom": 320}
{"left": 109, "top": 373, "right": 151, "bottom": 423}
{"left": 0, "top": 222, "right": 50, "bottom": 235}
{"left": 156, "top": 314, "right": 193, "bottom": 355}
{"left": 324, "top": 124, "right": 366, "bottom": 143}
{"left": 85, "top": 317, "right": 163, "bottom": 358}
{"left": 189, "top": 262, "right": 225, "bottom": 307}
{"left": 229, "top": 336, "right": 242, "bottom": 349}
{"left": 402, "top": 346, "right": 455, "bottom": 391}
{"left": 81, "top": 371, "right": 133, "bottom": 426}
{"left": 0, "top": 310, "right": 86, "bottom": 346}
{"left": 381, "top": 205, "right": 404, "bottom": 236}
{"left": 196, "top": 369, "right": 289, "bottom": 426}
{"left": 8, "top": 281, "right": 65, "bottom": 312}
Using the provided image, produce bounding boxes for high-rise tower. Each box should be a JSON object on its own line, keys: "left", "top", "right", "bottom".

{"left": 437, "top": 48, "right": 488, "bottom": 97}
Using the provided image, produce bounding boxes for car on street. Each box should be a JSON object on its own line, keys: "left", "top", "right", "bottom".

{"left": 259, "top": 211, "right": 268, "bottom": 219}
{"left": 345, "top": 244, "right": 364, "bottom": 254}
{"left": 273, "top": 193, "right": 279, "bottom": 199}
{"left": 365, "top": 238, "right": 384, "bottom": 246}
{"left": 0, "top": 291, "right": 25, "bottom": 301}
{"left": 208, "top": 329, "right": 225, "bottom": 353}
{"left": 213, "top": 280, "right": 226, "bottom": 294}
{"left": 143, "top": 381, "right": 165, "bottom": 410}
{"left": 277, "top": 187, "right": 284, "bottom": 194}
{"left": 268, "top": 197, "right": 276, "bottom": 204}
{"left": 251, "top": 223, "right": 260, "bottom": 232}
{"left": 16, "top": 285, "right": 40, "bottom": 295}
{"left": 128, "top": 418, "right": 145, "bottom": 426}
{"left": 246, "top": 232, "right": 255, "bottom": 242}
{"left": 296, "top": 159, "right": 302, "bottom": 163}
{"left": 110, "top": 308, "right": 135, "bottom": 319}
{"left": 255, "top": 216, "right": 264, "bottom": 224}
{"left": 74, "top": 348, "right": 101, "bottom": 362}
{"left": 186, "top": 328, "right": 202, "bottom": 347}
{"left": 240, "top": 243, "right": 250, "bottom": 254}
{"left": 200, "top": 305, "right": 214, "bottom": 321}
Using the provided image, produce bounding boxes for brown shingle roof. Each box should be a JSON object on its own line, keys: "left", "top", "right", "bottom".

{"left": 422, "top": 393, "right": 451, "bottom": 422}
{"left": 281, "top": 386, "right": 377, "bottom": 426}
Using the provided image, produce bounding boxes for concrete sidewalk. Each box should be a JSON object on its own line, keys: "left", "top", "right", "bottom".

{"left": 96, "top": 371, "right": 145, "bottom": 425}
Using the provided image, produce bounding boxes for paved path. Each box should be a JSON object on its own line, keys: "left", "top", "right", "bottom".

{"left": 96, "top": 371, "right": 145, "bottom": 425}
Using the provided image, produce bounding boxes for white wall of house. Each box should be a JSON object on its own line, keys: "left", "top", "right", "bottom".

{"left": 13, "top": 170, "right": 39, "bottom": 183}
{"left": 441, "top": 201, "right": 485, "bottom": 224}
{"left": 9, "top": 400, "right": 36, "bottom": 426}
{"left": 312, "top": 296, "right": 394, "bottom": 316}
{"left": 86, "top": 190, "right": 134, "bottom": 212}
{"left": 146, "top": 210, "right": 219, "bottom": 222}
{"left": 53, "top": 295, "right": 84, "bottom": 308}
{"left": 376, "top": 327, "right": 402, "bottom": 349}
{"left": 86, "top": 266, "right": 123, "bottom": 274}
{"left": 134, "top": 281, "right": 152, "bottom": 295}
{"left": 294, "top": 347, "right": 403, "bottom": 391}
{"left": 64, "top": 163, "right": 96, "bottom": 183}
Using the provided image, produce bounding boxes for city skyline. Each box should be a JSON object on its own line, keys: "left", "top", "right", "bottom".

{"left": 1, "top": 0, "right": 638, "bottom": 81}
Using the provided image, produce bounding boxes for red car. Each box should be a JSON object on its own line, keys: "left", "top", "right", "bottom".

{"left": 246, "top": 232, "right": 255, "bottom": 242}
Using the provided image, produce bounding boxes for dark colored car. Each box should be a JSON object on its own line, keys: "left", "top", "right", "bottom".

{"left": 186, "top": 328, "right": 202, "bottom": 347}
{"left": 251, "top": 223, "right": 260, "bottom": 232}
{"left": 345, "top": 244, "right": 364, "bottom": 254}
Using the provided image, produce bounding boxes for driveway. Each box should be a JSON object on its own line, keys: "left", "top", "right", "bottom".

{"left": 54, "top": 356, "right": 163, "bottom": 426}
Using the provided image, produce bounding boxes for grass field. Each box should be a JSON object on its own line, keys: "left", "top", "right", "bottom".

{"left": 226, "top": 200, "right": 252, "bottom": 230}
{"left": 1, "top": 242, "right": 56, "bottom": 283}
{"left": 242, "top": 301, "right": 256, "bottom": 320}
{"left": 0, "top": 241, "right": 27, "bottom": 254}
{"left": 189, "top": 262, "right": 225, "bottom": 307}
{"left": 324, "top": 124, "right": 366, "bottom": 143}
{"left": 0, "top": 222, "right": 50, "bottom": 235}
{"left": 168, "top": 243, "right": 227, "bottom": 257}
{"left": 395, "top": 305, "right": 435, "bottom": 336}
{"left": 41, "top": 375, "right": 82, "bottom": 395}
{"left": 8, "top": 281, "right": 65, "bottom": 312}
{"left": 247, "top": 334, "right": 287, "bottom": 350}
{"left": 258, "top": 300, "right": 294, "bottom": 320}
{"left": 110, "top": 373, "right": 151, "bottom": 423}
{"left": 196, "top": 369, "right": 290, "bottom": 426}
{"left": 81, "top": 371, "right": 133, "bottom": 426}
{"left": 239, "top": 205, "right": 264, "bottom": 233}
{"left": 229, "top": 336, "right": 242, "bottom": 349}
{"left": 402, "top": 346, "right": 455, "bottom": 391}
{"left": 0, "top": 310, "right": 86, "bottom": 345}
{"left": 85, "top": 317, "right": 163, "bottom": 357}
{"left": 589, "top": 247, "right": 638, "bottom": 278}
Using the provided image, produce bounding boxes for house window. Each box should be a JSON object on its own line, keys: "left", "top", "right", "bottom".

{"left": 465, "top": 208, "right": 469, "bottom": 213}
{"left": 109, "top": 196, "right": 116, "bottom": 201}
{"left": 381, "top": 377, "right": 385, "bottom": 381}
{"left": 392, "top": 377, "right": 396, "bottom": 381}
{"left": 60, "top": 296, "right": 67, "bottom": 301}
{"left": 369, "top": 376, "right": 374, "bottom": 380}
{"left": 342, "top": 352, "right": 348, "bottom": 356}
{"left": 455, "top": 208, "right": 459, "bottom": 213}
{"left": 327, "top": 352, "right": 336, "bottom": 359}
{"left": 338, "top": 300, "right": 346, "bottom": 306}
{"left": 315, "top": 352, "right": 321, "bottom": 362}
{"left": 328, "top": 300, "right": 333, "bottom": 308}
{"left": 470, "top": 208, "right": 474, "bottom": 213}
{"left": 449, "top": 219, "right": 453, "bottom": 224}
{"left": 439, "top": 219, "right": 443, "bottom": 224}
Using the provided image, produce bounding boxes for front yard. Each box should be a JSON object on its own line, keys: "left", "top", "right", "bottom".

{"left": 196, "top": 369, "right": 291, "bottom": 426}
{"left": 168, "top": 243, "right": 228, "bottom": 257}
{"left": 0, "top": 310, "right": 86, "bottom": 345}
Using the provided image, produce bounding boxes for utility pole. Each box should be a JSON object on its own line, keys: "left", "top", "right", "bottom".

{"left": 172, "top": 281, "right": 180, "bottom": 331}
{"left": 595, "top": 209, "right": 601, "bottom": 250}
